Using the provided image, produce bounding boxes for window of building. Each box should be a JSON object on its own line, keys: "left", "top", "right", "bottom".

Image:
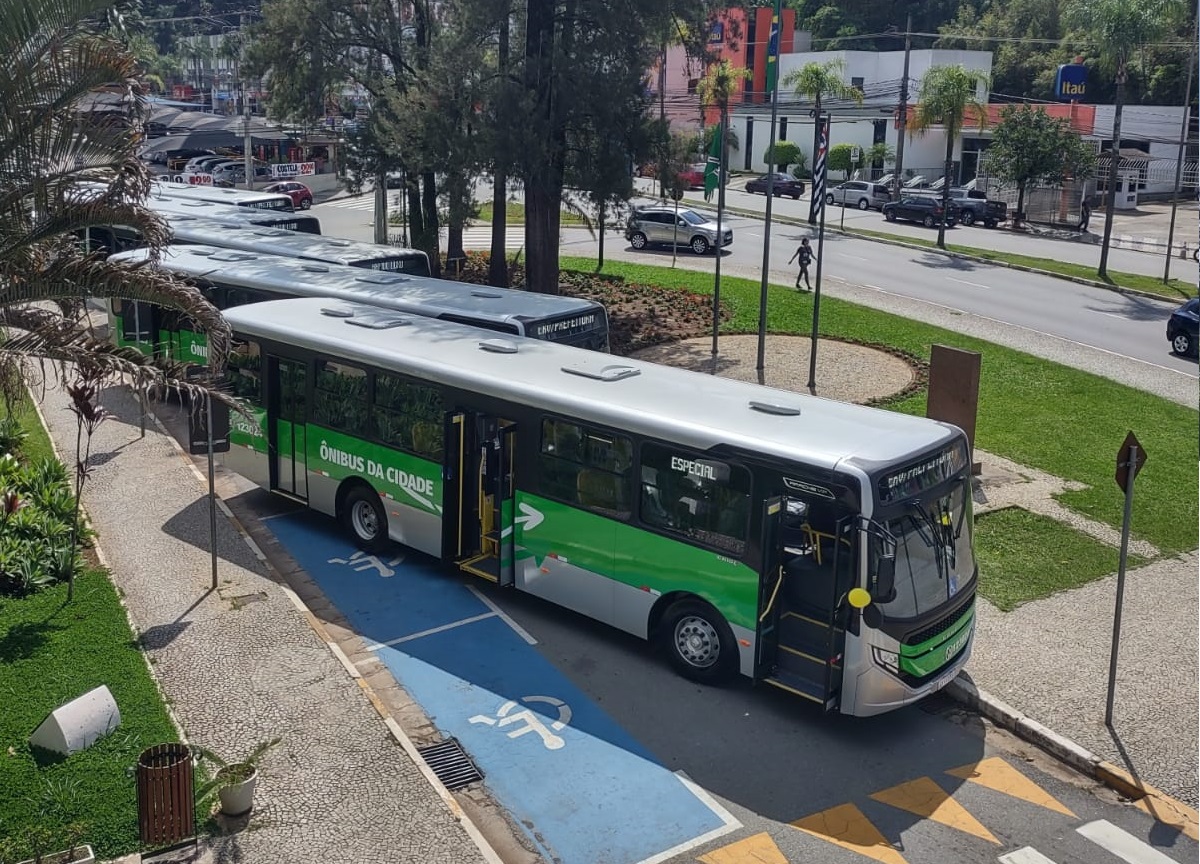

{"left": 539, "top": 418, "right": 632, "bottom": 518}
{"left": 639, "top": 444, "right": 751, "bottom": 556}
{"left": 312, "top": 358, "right": 369, "bottom": 435}
{"left": 851, "top": 76, "right": 865, "bottom": 94}
{"left": 373, "top": 372, "right": 443, "bottom": 460}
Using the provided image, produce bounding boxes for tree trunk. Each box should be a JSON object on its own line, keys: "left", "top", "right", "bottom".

{"left": 1016, "top": 182, "right": 1026, "bottom": 228}
{"left": 521, "top": 0, "right": 566, "bottom": 293}
{"left": 596, "top": 201, "right": 605, "bottom": 271}
{"left": 406, "top": 173, "right": 424, "bottom": 257}
{"left": 417, "top": 171, "right": 441, "bottom": 278}
{"left": 1099, "top": 67, "right": 1126, "bottom": 279}
{"left": 488, "top": 6, "right": 510, "bottom": 288}
{"left": 445, "top": 168, "right": 468, "bottom": 279}
{"left": 937, "top": 130, "right": 953, "bottom": 249}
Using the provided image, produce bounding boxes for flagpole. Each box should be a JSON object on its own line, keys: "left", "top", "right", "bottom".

{"left": 807, "top": 111, "right": 828, "bottom": 393}
{"left": 756, "top": 0, "right": 784, "bottom": 376}
{"left": 712, "top": 104, "right": 728, "bottom": 358}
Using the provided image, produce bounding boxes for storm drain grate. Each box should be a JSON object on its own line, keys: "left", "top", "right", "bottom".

{"left": 416, "top": 738, "right": 484, "bottom": 791}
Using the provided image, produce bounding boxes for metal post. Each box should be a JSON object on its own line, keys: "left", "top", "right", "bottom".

{"left": 1105, "top": 443, "right": 1138, "bottom": 727}
{"left": 807, "top": 113, "right": 828, "bottom": 394}
{"left": 1163, "top": 48, "right": 1195, "bottom": 284}
{"left": 671, "top": 195, "right": 679, "bottom": 268}
{"left": 712, "top": 106, "right": 729, "bottom": 357}
{"left": 892, "top": 11, "right": 912, "bottom": 199}
{"left": 206, "top": 395, "right": 218, "bottom": 591}
{"left": 756, "top": 0, "right": 785, "bottom": 373}
{"left": 374, "top": 170, "right": 388, "bottom": 245}
{"left": 242, "top": 85, "right": 253, "bottom": 191}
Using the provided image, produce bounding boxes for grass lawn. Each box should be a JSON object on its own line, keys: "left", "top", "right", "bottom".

{"left": 562, "top": 257, "right": 1198, "bottom": 562}
{"left": 847, "top": 227, "right": 1194, "bottom": 301}
{"left": 476, "top": 200, "right": 588, "bottom": 226}
{"left": 973, "top": 507, "right": 1145, "bottom": 610}
{"left": 0, "top": 572, "right": 180, "bottom": 860}
{"left": 0, "top": 396, "right": 56, "bottom": 464}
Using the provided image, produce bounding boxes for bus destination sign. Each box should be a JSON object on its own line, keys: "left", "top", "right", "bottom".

{"left": 878, "top": 446, "right": 966, "bottom": 503}
{"left": 534, "top": 312, "right": 599, "bottom": 339}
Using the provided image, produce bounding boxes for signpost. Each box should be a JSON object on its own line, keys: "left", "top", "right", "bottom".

{"left": 1105, "top": 430, "right": 1146, "bottom": 727}
{"left": 189, "top": 396, "right": 231, "bottom": 590}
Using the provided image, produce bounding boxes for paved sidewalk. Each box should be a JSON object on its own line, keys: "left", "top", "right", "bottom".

{"left": 33, "top": 380, "right": 497, "bottom": 864}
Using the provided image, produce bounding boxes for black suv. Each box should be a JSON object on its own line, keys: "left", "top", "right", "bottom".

{"left": 882, "top": 196, "right": 959, "bottom": 228}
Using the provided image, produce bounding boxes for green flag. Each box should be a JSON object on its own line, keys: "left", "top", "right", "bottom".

{"left": 704, "top": 125, "right": 721, "bottom": 202}
{"left": 765, "top": 0, "right": 782, "bottom": 98}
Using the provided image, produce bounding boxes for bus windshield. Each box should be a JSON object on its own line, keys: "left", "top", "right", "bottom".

{"left": 876, "top": 479, "right": 974, "bottom": 619}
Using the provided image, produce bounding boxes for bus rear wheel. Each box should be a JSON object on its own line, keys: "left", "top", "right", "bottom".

{"left": 341, "top": 485, "right": 389, "bottom": 552}
{"left": 662, "top": 599, "right": 737, "bottom": 684}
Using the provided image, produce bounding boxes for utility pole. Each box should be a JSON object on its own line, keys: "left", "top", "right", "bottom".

{"left": 757, "top": 0, "right": 785, "bottom": 374}
{"left": 1163, "top": 48, "right": 1195, "bottom": 284}
{"left": 892, "top": 10, "right": 913, "bottom": 199}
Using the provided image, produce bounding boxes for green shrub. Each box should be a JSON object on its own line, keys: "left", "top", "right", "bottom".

{"left": 0, "top": 415, "right": 27, "bottom": 455}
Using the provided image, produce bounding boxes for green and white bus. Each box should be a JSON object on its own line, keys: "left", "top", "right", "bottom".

{"left": 218, "top": 296, "right": 977, "bottom": 716}
{"left": 151, "top": 179, "right": 297, "bottom": 212}
{"left": 107, "top": 244, "right": 609, "bottom": 364}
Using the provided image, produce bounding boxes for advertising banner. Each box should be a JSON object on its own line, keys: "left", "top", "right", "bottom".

{"left": 270, "top": 161, "right": 316, "bottom": 178}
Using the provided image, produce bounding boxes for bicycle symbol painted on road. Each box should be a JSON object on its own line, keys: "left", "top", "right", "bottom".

{"left": 469, "top": 695, "right": 573, "bottom": 750}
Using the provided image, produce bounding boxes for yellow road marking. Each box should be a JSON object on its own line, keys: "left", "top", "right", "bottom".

{"left": 791, "top": 803, "right": 910, "bottom": 864}
{"left": 1134, "top": 797, "right": 1200, "bottom": 842}
{"left": 946, "top": 757, "right": 1075, "bottom": 817}
{"left": 869, "top": 776, "right": 1000, "bottom": 844}
{"left": 698, "top": 832, "right": 789, "bottom": 864}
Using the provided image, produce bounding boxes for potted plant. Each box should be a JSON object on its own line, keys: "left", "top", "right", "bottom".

{"left": 11, "top": 822, "right": 93, "bottom": 864}
{"left": 193, "top": 738, "right": 280, "bottom": 818}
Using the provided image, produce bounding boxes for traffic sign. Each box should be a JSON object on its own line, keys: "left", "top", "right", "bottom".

{"left": 1114, "top": 431, "right": 1146, "bottom": 490}
{"left": 850, "top": 146, "right": 862, "bottom": 163}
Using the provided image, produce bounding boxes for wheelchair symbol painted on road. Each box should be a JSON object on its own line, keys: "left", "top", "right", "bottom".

{"left": 469, "top": 695, "right": 573, "bottom": 750}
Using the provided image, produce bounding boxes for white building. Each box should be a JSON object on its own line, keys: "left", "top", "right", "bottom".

{"left": 728, "top": 48, "right": 993, "bottom": 183}
{"left": 1085, "top": 105, "right": 1195, "bottom": 195}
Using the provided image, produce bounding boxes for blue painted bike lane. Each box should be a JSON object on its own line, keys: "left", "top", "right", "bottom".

{"left": 267, "top": 513, "right": 737, "bottom": 864}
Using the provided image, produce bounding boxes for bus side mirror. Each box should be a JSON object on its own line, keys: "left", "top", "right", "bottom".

{"left": 873, "top": 554, "right": 896, "bottom": 604}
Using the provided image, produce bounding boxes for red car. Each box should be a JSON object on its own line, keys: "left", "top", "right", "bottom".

{"left": 264, "top": 181, "right": 314, "bottom": 210}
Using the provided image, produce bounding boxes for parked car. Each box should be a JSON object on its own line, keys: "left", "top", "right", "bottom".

{"left": 1167, "top": 298, "right": 1199, "bottom": 357}
{"left": 625, "top": 206, "right": 733, "bottom": 255}
{"left": 912, "top": 188, "right": 1007, "bottom": 227}
{"left": 183, "top": 154, "right": 220, "bottom": 173}
{"left": 678, "top": 163, "right": 708, "bottom": 189}
{"left": 264, "top": 181, "right": 314, "bottom": 210}
{"left": 882, "top": 196, "right": 959, "bottom": 228}
{"left": 826, "top": 180, "right": 891, "bottom": 211}
{"left": 744, "top": 173, "right": 805, "bottom": 199}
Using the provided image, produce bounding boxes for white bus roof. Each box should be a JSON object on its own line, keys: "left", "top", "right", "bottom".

{"left": 150, "top": 180, "right": 294, "bottom": 210}
{"left": 222, "top": 297, "right": 958, "bottom": 472}
{"left": 161, "top": 215, "right": 427, "bottom": 267}
{"left": 110, "top": 244, "right": 603, "bottom": 328}
{"left": 145, "top": 196, "right": 320, "bottom": 230}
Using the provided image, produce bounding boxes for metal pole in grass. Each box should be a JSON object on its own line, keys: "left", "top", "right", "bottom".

{"left": 207, "top": 394, "right": 218, "bottom": 591}
{"left": 756, "top": 0, "right": 785, "bottom": 373}
{"left": 807, "top": 112, "right": 830, "bottom": 393}
{"left": 1106, "top": 432, "right": 1145, "bottom": 726}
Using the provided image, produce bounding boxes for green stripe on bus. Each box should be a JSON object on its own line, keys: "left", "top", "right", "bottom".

{"left": 306, "top": 425, "right": 442, "bottom": 516}
{"left": 898, "top": 602, "right": 974, "bottom": 678}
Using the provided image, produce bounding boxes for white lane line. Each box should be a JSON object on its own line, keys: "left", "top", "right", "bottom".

{"left": 947, "top": 276, "right": 992, "bottom": 289}
{"left": 855, "top": 283, "right": 1200, "bottom": 380}
{"left": 467, "top": 584, "right": 538, "bottom": 644}
{"left": 632, "top": 771, "right": 742, "bottom": 864}
{"left": 838, "top": 252, "right": 869, "bottom": 261}
{"left": 999, "top": 848, "right": 1058, "bottom": 864}
{"left": 1091, "top": 309, "right": 1131, "bottom": 320}
{"left": 365, "top": 611, "right": 497, "bottom": 650}
{"left": 1077, "top": 820, "right": 1178, "bottom": 864}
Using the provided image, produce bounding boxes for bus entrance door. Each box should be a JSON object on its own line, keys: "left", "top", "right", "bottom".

{"left": 757, "top": 496, "right": 849, "bottom": 711}
{"left": 449, "top": 414, "right": 515, "bottom": 587}
{"left": 267, "top": 356, "right": 308, "bottom": 501}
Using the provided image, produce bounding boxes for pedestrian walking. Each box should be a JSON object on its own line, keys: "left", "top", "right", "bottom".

{"left": 789, "top": 238, "right": 815, "bottom": 291}
{"left": 1079, "top": 200, "right": 1091, "bottom": 232}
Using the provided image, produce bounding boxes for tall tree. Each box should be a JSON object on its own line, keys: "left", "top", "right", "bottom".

{"left": 986, "top": 104, "right": 1098, "bottom": 226}
{"left": 1064, "top": 0, "right": 1187, "bottom": 278}
{"left": 1, "top": 0, "right": 230, "bottom": 407}
{"left": 911, "top": 64, "right": 989, "bottom": 249}
{"left": 782, "top": 59, "right": 862, "bottom": 225}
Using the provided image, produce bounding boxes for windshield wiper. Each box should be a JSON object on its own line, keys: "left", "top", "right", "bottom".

{"left": 904, "top": 500, "right": 946, "bottom": 580}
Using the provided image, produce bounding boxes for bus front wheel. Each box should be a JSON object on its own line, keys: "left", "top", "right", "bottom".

{"left": 341, "top": 485, "right": 389, "bottom": 552}
{"left": 662, "top": 599, "right": 737, "bottom": 684}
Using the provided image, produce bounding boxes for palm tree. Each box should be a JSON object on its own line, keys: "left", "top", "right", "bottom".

{"left": 1065, "top": 0, "right": 1186, "bottom": 278}
{"left": 911, "top": 65, "right": 989, "bottom": 249}
{"left": 783, "top": 60, "right": 863, "bottom": 225}
{"left": 1, "top": 0, "right": 230, "bottom": 408}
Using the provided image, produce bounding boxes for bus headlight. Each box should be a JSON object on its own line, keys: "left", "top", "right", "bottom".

{"left": 872, "top": 647, "right": 899, "bottom": 672}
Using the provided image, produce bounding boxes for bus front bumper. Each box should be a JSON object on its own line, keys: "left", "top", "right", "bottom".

{"left": 844, "top": 642, "right": 972, "bottom": 717}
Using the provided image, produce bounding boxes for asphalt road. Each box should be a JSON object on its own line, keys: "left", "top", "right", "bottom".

{"left": 312, "top": 193, "right": 1197, "bottom": 406}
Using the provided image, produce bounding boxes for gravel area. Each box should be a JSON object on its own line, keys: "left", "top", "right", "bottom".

{"left": 32, "top": 378, "right": 488, "bottom": 864}
{"left": 630, "top": 334, "right": 916, "bottom": 405}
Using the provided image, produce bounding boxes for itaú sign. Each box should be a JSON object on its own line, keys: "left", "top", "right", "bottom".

{"left": 1055, "top": 63, "right": 1087, "bottom": 101}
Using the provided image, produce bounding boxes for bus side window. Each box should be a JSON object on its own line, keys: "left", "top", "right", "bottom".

{"left": 227, "top": 339, "right": 262, "bottom": 404}
{"left": 539, "top": 419, "right": 631, "bottom": 519}
{"left": 638, "top": 444, "right": 750, "bottom": 557}
{"left": 312, "top": 359, "right": 369, "bottom": 437}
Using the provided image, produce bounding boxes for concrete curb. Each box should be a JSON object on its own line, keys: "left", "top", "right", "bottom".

{"left": 671, "top": 194, "right": 1180, "bottom": 305}
{"left": 944, "top": 675, "right": 1199, "bottom": 841}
